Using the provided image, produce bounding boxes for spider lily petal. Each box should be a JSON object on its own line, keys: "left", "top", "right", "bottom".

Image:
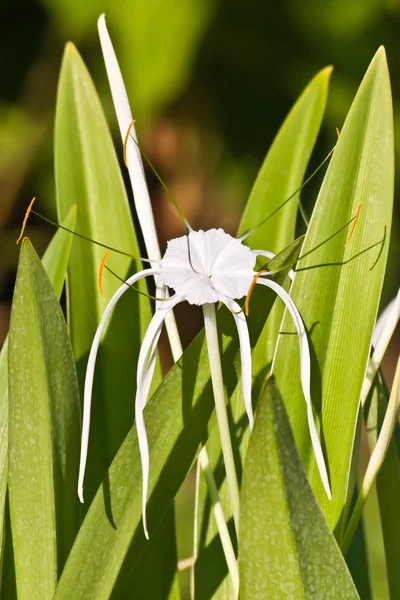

{"left": 78, "top": 267, "right": 160, "bottom": 503}
{"left": 97, "top": 15, "right": 161, "bottom": 268}
{"left": 224, "top": 298, "right": 254, "bottom": 430}
{"left": 372, "top": 287, "right": 400, "bottom": 349}
{"left": 251, "top": 249, "right": 275, "bottom": 260}
{"left": 135, "top": 295, "right": 184, "bottom": 539}
{"left": 256, "top": 276, "right": 332, "bottom": 500}
{"left": 361, "top": 287, "right": 400, "bottom": 406}
{"left": 98, "top": 15, "right": 183, "bottom": 362}
{"left": 141, "top": 324, "right": 163, "bottom": 404}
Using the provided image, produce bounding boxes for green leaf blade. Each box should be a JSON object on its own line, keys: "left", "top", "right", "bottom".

{"left": 273, "top": 47, "right": 394, "bottom": 529}
{"left": 239, "top": 66, "right": 332, "bottom": 368}
{"left": 239, "top": 378, "right": 359, "bottom": 599}
{"left": 8, "top": 239, "right": 81, "bottom": 598}
{"left": 0, "top": 207, "right": 76, "bottom": 577}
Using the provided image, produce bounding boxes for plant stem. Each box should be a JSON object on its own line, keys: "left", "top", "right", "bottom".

{"left": 169, "top": 306, "right": 238, "bottom": 592}
{"left": 198, "top": 449, "right": 239, "bottom": 596}
{"left": 202, "top": 303, "right": 240, "bottom": 534}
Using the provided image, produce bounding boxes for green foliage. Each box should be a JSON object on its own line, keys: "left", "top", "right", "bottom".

{"left": 0, "top": 34, "right": 398, "bottom": 600}
{"left": 8, "top": 239, "right": 81, "bottom": 597}
{"left": 239, "top": 378, "right": 359, "bottom": 599}
{"left": 0, "top": 207, "right": 76, "bottom": 577}
{"left": 273, "top": 47, "right": 394, "bottom": 531}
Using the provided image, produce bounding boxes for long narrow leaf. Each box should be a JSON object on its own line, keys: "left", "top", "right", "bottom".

{"left": 238, "top": 65, "right": 332, "bottom": 367}
{"left": 273, "top": 47, "right": 394, "bottom": 529}
{"left": 0, "top": 207, "right": 76, "bottom": 577}
{"left": 239, "top": 378, "right": 359, "bottom": 599}
{"left": 8, "top": 239, "right": 81, "bottom": 598}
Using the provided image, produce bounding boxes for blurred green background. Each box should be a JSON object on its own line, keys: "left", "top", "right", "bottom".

{"left": 0, "top": 1, "right": 399, "bottom": 595}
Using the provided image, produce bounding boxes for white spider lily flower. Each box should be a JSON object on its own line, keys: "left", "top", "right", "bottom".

{"left": 78, "top": 227, "right": 331, "bottom": 538}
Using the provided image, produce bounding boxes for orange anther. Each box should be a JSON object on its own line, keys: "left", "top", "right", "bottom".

{"left": 123, "top": 120, "right": 136, "bottom": 167}
{"left": 245, "top": 270, "right": 267, "bottom": 316}
{"left": 336, "top": 127, "right": 341, "bottom": 139}
{"left": 16, "top": 197, "right": 36, "bottom": 245}
{"left": 346, "top": 202, "right": 361, "bottom": 245}
{"left": 98, "top": 251, "right": 111, "bottom": 299}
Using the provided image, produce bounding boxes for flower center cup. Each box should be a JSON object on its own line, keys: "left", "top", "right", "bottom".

{"left": 159, "top": 228, "right": 257, "bottom": 305}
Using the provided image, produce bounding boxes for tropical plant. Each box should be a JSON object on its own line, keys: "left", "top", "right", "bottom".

{"left": 1, "top": 14, "right": 399, "bottom": 600}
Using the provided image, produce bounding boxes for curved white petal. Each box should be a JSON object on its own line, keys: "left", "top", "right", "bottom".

{"left": 224, "top": 299, "right": 253, "bottom": 430}
{"left": 98, "top": 15, "right": 183, "bottom": 363}
{"left": 135, "top": 295, "right": 184, "bottom": 539}
{"left": 372, "top": 288, "right": 400, "bottom": 349}
{"left": 253, "top": 249, "right": 295, "bottom": 281}
{"left": 78, "top": 268, "right": 160, "bottom": 503}
{"left": 361, "top": 288, "right": 400, "bottom": 406}
{"left": 257, "top": 277, "right": 332, "bottom": 500}
{"left": 98, "top": 15, "right": 160, "bottom": 267}
{"left": 252, "top": 249, "right": 275, "bottom": 261}
{"left": 141, "top": 322, "right": 163, "bottom": 405}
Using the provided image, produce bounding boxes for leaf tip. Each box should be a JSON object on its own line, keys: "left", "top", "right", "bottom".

{"left": 20, "top": 237, "right": 32, "bottom": 250}
{"left": 376, "top": 45, "right": 387, "bottom": 59}
{"left": 370, "top": 45, "right": 389, "bottom": 73}
{"left": 61, "top": 42, "right": 82, "bottom": 76}
{"left": 322, "top": 65, "right": 334, "bottom": 77}
{"left": 313, "top": 65, "right": 333, "bottom": 86}
{"left": 64, "top": 41, "right": 78, "bottom": 58}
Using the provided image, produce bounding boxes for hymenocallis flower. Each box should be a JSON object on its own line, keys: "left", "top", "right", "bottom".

{"left": 78, "top": 15, "right": 332, "bottom": 541}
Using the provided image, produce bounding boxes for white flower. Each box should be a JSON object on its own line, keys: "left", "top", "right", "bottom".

{"left": 78, "top": 226, "right": 332, "bottom": 538}
{"left": 160, "top": 229, "right": 256, "bottom": 305}
{"left": 77, "top": 15, "right": 332, "bottom": 543}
